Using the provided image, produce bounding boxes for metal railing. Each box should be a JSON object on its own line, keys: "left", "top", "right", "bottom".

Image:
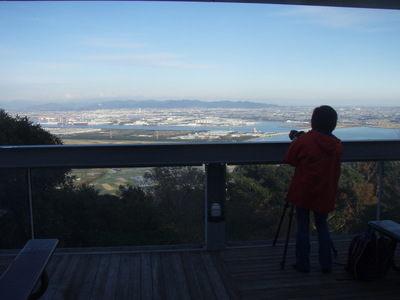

{"left": 1, "top": 140, "right": 400, "bottom": 250}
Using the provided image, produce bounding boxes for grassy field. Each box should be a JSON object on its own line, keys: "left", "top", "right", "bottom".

{"left": 59, "top": 127, "right": 255, "bottom": 145}
{"left": 70, "top": 167, "right": 152, "bottom": 195}
{"left": 60, "top": 128, "right": 234, "bottom": 194}
{"left": 60, "top": 128, "right": 201, "bottom": 145}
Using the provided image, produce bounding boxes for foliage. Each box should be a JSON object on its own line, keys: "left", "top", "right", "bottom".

{"left": 332, "top": 162, "right": 381, "bottom": 234}
{"left": 33, "top": 182, "right": 173, "bottom": 247}
{"left": 227, "top": 162, "right": 400, "bottom": 242}
{"left": 0, "top": 109, "right": 62, "bottom": 146}
{"left": 226, "top": 164, "right": 293, "bottom": 241}
{"left": 379, "top": 161, "right": 400, "bottom": 221}
{"left": 0, "top": 110, "right": 67, "bottom": 247}
{"left": 144, "top": 166, "right": 205, "bottom": 244}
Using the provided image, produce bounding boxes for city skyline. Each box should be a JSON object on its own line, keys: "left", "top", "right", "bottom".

{"left": 1, "top": 2, "right": 400, "bottom": 107}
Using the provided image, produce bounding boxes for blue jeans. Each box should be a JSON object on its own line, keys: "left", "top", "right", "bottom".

{"left": 295, "top": 206, "right": 332, "bottom": 271}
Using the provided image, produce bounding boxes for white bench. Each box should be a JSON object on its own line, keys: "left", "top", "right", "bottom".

{"left": 0, "top": 239, "right": 58, "bottom": 300}
{"left": 368, "top": 220, "right": 400, "bottom": 270}
{"left": 368, "top": 220, "right": 400, "bottom": 241}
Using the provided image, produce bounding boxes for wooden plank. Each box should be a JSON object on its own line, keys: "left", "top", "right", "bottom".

{"left": 115, "top": 254, "right": 131, "bottom": 300}
{"left": 76, "top": 255, "right": 101, "bottom": 300}
{"left": 181, "top": 251, "right": 205, "bottom": 300}
{"left": 200, "top": 252, "right": 230, "bottom": 300}
{"left": 160, "top": 252, "right": 179, "bottom": 300}
{"left": 42, "top": 253, "right": 63, "bottom": 281}
{"left": 170, "top": 252, "right": 191, "bottom": 299}
{"left": 150, "top": 252, "right": 164, "bottom": 300}
{"left": 62, "top": 254, "right": 92, "bottom": 300}
{"left": 140, "top": 252, "right": 153, "bottom": 300}
{"left": 102, "top": 254, "right": 121, "bottom": 300}
{"left": 90, "top": 255, "right": 111, "bottom": 300}
{"left": 189, "top": 251, "right": 218, "bottom": 300}
{"left": 128, "top": 254, "right": 141, "bottom": 299}
{"left": 40, "top": 254, "right": 72, "bottom": 299}
{"left": 209, "top": 251, "right": 242, "bottom": 300}
{"left": 49, "top": 255, "right": 82, "bottom": 300}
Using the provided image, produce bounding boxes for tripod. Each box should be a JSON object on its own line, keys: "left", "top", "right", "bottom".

{"left": 273, "top": 201, "right": 337, "bottom": 270}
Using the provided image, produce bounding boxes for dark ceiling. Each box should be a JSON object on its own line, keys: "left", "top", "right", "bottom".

{"left": 3, "top": 0, "right": 400, "bottom": 9}
{"left": 5, "top": 0, "right": 400, "bottom": 10}
{"left": 142, "top": 0, "right": 399, "bottom": 10}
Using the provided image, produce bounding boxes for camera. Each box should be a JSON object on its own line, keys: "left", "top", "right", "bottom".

{"left": 289, "top": 130, "right": 305, "bottom": 140}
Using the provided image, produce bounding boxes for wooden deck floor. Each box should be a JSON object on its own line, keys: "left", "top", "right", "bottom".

{"left": 1, "top": 237, "right": 400, "bottom": 299}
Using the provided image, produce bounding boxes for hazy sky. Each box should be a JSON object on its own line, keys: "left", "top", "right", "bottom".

{"left": 1, "top": 1, "right": 400, "bottom": 106}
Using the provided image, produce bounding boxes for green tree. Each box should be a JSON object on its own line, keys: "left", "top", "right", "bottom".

{"left": 226, "top": 164, "right": 293, "bottom": 242}
{"left": 330, "top": 162, "right": 379, "bottom": 234}
{"left": 0, "top": 109, "right": 66, "bottom": 247}
{"left": 117, "top": 184, "right": 177, "bottom": 245}
{"left": 380, "top": 161, "right": 400, "bottom": 221}
{"left": 34, "top": 179, "right": 173, "bottom": 247}
{"left": 0, "top": 109, "right": 62, "bottom": 146}
{"left": 144, "top": 166, "right": 205, "bottom": 244}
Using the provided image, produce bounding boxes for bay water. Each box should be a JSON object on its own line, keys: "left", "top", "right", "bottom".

{"left": 43, "top": 121, "right": 400, "bottom": 142}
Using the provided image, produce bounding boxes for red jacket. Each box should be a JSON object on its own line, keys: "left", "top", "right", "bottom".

{"left": 284, "top": 130, "right": 343, "bottom": 214}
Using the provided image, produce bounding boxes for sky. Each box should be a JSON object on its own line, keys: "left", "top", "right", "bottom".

{"left": 1, "top": 1, "right": 400, "bottom": 107}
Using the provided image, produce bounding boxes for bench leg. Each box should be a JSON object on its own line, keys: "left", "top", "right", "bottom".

{"left": 388, "top": 240, "right": 400, "bottom": 272}
{"left": 28, "top": 270, "right": 49, "bottom": 300}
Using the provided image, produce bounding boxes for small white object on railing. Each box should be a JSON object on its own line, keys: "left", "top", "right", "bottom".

{"left": 210, "top": 203, "right": 221, "bottom": 217}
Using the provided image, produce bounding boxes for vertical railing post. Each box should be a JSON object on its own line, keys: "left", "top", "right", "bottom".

{"left": 376, "top": 160, "right": 384, "bottom": 221}
{"left": 205, "top": 163, "right": 226, "bottom": 250}
{"left": 27, "top": 168, "right": 35, "bottom": 239}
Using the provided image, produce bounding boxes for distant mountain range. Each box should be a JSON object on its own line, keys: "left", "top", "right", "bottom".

{"left": 1, "top": 99, "right": 278, "bottom": 111}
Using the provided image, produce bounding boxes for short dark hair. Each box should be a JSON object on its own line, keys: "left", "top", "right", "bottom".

{"left": 311, "top": 105, "right": 338, "bottom": 133}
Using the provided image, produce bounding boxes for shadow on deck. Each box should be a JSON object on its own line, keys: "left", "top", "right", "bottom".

{"left": 1, "top": 236, "right": 400, "bottom": 299}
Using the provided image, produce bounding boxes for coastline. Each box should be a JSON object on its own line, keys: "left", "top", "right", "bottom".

{"left": 41, "top": 120, "right": 400, "bottom": 145}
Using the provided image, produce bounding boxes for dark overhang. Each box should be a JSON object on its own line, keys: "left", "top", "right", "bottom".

{"left": 3, "top": 0, "right": 400, "bottom": 10}
{"left": 157, "top": 0, "right": 400, "bottom": 10}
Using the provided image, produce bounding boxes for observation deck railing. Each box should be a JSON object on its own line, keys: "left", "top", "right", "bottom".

{"left": 1, "top": 140, "right": 400, "bottom": 250}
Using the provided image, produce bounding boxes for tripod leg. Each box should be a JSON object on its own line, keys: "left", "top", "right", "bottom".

{"left": 273, "top": 201, "right": 289, "bottom": 246}
{"left": 281, "top": 203, "right": 294, "bottom": 270}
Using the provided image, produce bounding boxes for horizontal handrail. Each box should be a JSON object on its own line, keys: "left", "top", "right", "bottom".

{"left": 0, "top": 140, "right": 400, "bottom": 169}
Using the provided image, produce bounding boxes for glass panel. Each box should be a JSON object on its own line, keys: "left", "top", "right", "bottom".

{"left": 226, "top": 161, "right": 400, "bottom": 244}
{"left": 332, "top": 161, "right": 399, "bottom": 234}
{"left": 2, "top": 159, "right": 398, "bottom": 248}
{"left": 380, "top": 161, "right": 400, "bottom": 221}
{"left": 0, "top": 169, "right": 31, "bottom": 248}
{"left": 30, "top": 166, "right": 205, "bottom": 248}
{"left": 226, "top": 164, "right": 293, "bottom": 244}
{"left": 331, "top": 161, "right": 380, "bottom": 235}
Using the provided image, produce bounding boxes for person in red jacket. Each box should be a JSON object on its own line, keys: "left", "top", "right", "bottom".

{"left": 284, "top": 105, "right": 343, "bottom": 273}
